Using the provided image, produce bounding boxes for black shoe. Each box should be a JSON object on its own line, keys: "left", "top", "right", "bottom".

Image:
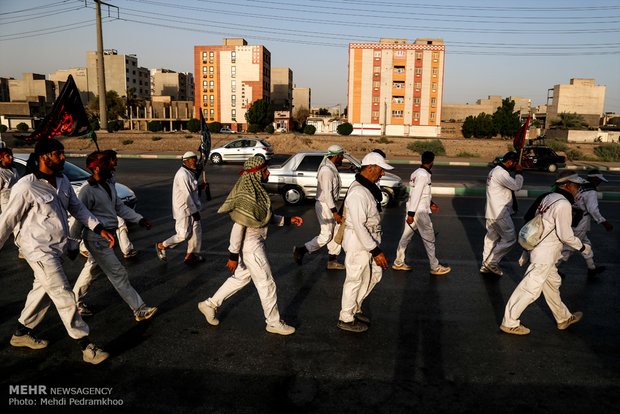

{"left": 293, "top": 246, "right": 306, "bottom": 266}
{"left": 184, "top": 254, "right": 205, "bottom": 265}
{"left": 587, "top": 266, "right": 606, "bottom": 278}
{"left": 354, "top": 312, "right": 370, "bottom": 324}
{"left": 337, "top": 319, "right": 368, "bottom": 333}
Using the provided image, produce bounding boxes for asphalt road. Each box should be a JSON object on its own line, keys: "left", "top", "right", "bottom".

{"left": 1, "top": 158, "right": 619, "bottom": 413}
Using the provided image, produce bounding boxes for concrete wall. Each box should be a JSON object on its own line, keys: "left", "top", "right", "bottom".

{"left": 8, "top": 73, "right": 57, "bottom": 103}
{"left": 547, "top": 78, "right": 605, "bottom": 127}
{"left": 442, "top": 95, "right": 530, "bottom": 121}
{"left": 270, "top": 68, "right": 292, "bottom": 110}
{"left": 49, "top": 68, "right": 90, "bottom": 104}
{"left": 545, "top": 128, "right": 618, "bottom": 143}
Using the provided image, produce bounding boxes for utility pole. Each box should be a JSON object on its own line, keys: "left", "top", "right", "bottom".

{"left": 95, "top": 0, "right": 107, "bottom": 130}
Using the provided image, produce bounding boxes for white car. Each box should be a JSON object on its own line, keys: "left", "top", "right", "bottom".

{"left": 219, "top": 127, "right": 236, "bottom": 134}
{"left": 210, "top": 138, "right": 274, "bottom": 165}
{"left": 13, "top": 154, "right": 137, "bottom": 208}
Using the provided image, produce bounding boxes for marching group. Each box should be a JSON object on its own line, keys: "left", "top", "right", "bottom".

{"left": 0, "top": 139, "right": 613, "bottom": 364}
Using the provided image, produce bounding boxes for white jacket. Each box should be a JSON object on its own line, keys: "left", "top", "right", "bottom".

{"left": 530, "top": 192, "right": 583, "bottom": 264}
{"left": 315, "top": 164, "right": 339, "bottom": 211}
{"left": 228, "top": 214, "right": 284, "bottom": 255}
{"left": 343, "top": 184, "right": 381, "bottom": 253}
{"left": 171, "top": 166, "right": 201, "bottom": 220}
{"left": 406, "top": 167, "right": 433, "bottom": 214}
{"left": 0, "top": 173, "right": 100, "bottom": 261}
{"left": 573, "top": 187, "right": 605, "bottom": 232}
{"left": 485, "top": 165, "right": 523, "bottom": 220}
{"left": 0, "top": 166, "right": 19, "bottom": 211}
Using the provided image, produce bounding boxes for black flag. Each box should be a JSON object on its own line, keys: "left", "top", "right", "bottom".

{"left": 198, "top": 111, "right": 212, "bottom": 201}
{"left": 29, "top": 75, "right": 91, "bottom": 142}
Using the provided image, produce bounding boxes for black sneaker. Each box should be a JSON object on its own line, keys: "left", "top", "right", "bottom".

{"left": 337, "top": 319, "right": 368, "bottom": 333}
{"left": 587, "top": 266, "right": 606, "bottom": 278}
{"left": 293, "top": 246, "right": 306, "bottom": 266}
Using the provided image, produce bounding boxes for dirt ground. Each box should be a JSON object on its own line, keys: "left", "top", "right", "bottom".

{"left": 6, "top": 131, "right": 601, "bottom": 161}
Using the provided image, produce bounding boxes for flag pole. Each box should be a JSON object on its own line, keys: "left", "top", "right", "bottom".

{"left": 517, "top": 114, "right": 531, "bottom": 166}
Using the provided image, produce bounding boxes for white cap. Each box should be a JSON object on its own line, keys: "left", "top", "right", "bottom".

{"left": 555, "top": 173, "right": 588, "bottom": 184}
{"left": 327, "top": 144, "right": 344, "bottom": 155}
{"left": 182, "top": 151, "right": 197, "bottom": 160}
{"left": 361, "top": 152, "right": 394, "bottom": 170}
{"left": 587, "top": 170, "right": 608, "bottom": 182}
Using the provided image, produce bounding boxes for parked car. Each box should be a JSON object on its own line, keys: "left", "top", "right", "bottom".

{"left": 488, "top": 146, "right": 566, "bottom": 172}
{"left": 210, "top": 138, "right": 274, "bottom": 165}
{"left": 13, "top": 154, "right": 137, "bottom": 208}
{"left": 263, "top": 151, "right": 406, "bottom": 207}
{"left": 219, "top": 127, "right": 236, "bottom": 134}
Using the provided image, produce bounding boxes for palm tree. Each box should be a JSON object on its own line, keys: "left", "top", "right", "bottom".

{"left": 551, "top": 112, "right": 588, "bottom": 129}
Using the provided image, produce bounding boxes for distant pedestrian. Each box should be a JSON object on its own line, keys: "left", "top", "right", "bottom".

{"left": 71, "top": 151, "right": 157, "bottom": 321}
{"left": 480, "top": 151, "right": 524, "bottom": 276}
{"left": 156, "top": 151, "right": 204, "bottom": 264}
{"left": 0, "top": 139, "right": 113, "bottom": 364}
{"left": 198, "top": 156, "right": 302, "bottom": 335}
{"left": 392, "top": 151, "right": 451, "bottom": 275}
{"left": 337, "top": 152, "right": 392, "bottom": 333}
{"left": 0, "top": 148, "right": 19, "bottom": 212}
{"left": 294, "top": 144, "right": 345, "bottom": 270}
{"left": 558, "top": 168, "right": 613, "bottom": 277}
{"left": 500, "top": 172, "right": 589, "bottom": 335}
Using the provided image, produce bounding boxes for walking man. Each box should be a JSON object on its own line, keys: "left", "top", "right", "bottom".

{"left": 338, "top": 152, "right": 392, "bottom": 333}
{"left": 0, "top": 139, "right": 112, "bottom": 364}
{"left": 294, "top": 144, "right": 345, "bottom": 269}
{"left": 71, "top": 151, "right": 158, "bottom": 321}
{"left": 392, "top": 151, "right": 451, "bottom": 275}
{"left": 198, "top": 156, "right": 302, "bottom": 335}
{"left": 156, "top": 151, "right": 204, "bottom": 264}
{"left": 480, "top": 151, "right": 524, "bottom": 276}
{"left": 559, "top": 168, "right": 613, "bottom": 277}
{"left": 500, "top": 172, "right": 589, "bottom": 335}
{"left": 0, "top": 147, "right": 19, "bottom": 212}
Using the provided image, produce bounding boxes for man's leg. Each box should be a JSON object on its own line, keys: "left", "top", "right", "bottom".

{"left": 73, "top": 254, "right": 100, "bottom": 305}
{"left": 243, "top": 248, "right": 281, "bottom": 325}
{"left": 187, "top": 218, "right": 202, "bottom": 254}
{"left": 394, "top": 219, "right": 415, "bottom": 266}
{"left": 482, "top": 219, "right": 500, "bottom": 264}
{"left": 501, "top": 263, "right": 550, "bottom": 328}
{"left": 485, "top": 216, "right": 516, "bottom": 265}
{"left": 339, "top": 250, "right": 371, "bottom": 323}
{"left": 415, "top": 213, "right": 440, "bottom": 270}
{"left": 116, "top": 216, "right": 134, "bottom": 256}
{"left": 355, "top": 258, "right": 383, "bottom": 315}
{"left": 305, "top": 202, "right": 338, "bottom": 253}
{"left": 541, "top": 266, "right": 573, "bottom": 324}
{"left": 162, "top": 217, "right": 191, "bottom": 249}
{"left": 205, "top": 260, "right": 253, "bottom": 309}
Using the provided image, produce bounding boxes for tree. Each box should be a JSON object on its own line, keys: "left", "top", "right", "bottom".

{"left": 293, "top": 107, "right": 310, "bottom": 130}
{"left": 89, "top": 90, "right": 127, "bottom": 122}
{"left": 337, "top": 122, "right": 353, "bottom": 136}
{"left": 147, "top": 121, "right": 163, "bottom": 132}
{"left": 492, "top": 98, "right": 521, "bottom": 138}
{"left": 304, "top": 125, "right": 316, "bottom": 135}
{"left": 16, "top": 122, "right": 29, "bottom": 132}
{"left": 208, "top": 121, "right": 223, "bottom": 133}
{"left": 462, "top": 116, "right": 475, "bottom": 138}
{"left": 551, "top": 112, "right": 588, "bottom": 129}
{"left": 265, "top": 124, "right": 275, "bottom": 133}
{"left": 245, "top": 99, "right": 273, "bottom": 128}
{"left": 187, "top": 118, "right": 200, "bottom": 133}
{"left": 473, "top": 113, "right": 496, "bottom": 138}
{"left": 318, "top": 107, "right": 330, "bottom": 116}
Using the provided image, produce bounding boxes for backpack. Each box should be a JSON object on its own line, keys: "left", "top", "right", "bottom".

{"left": 518, "top": 198, "right": 561, "bottom": 250}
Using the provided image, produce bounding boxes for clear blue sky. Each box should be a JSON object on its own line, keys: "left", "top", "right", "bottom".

{"left": 1, "top": 0, "right": 619, "bottom": 112}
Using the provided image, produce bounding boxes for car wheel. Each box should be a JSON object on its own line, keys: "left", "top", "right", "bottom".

{"left": 380, "top": 188, "right": 393, "bottom": 207}
{"left": 547, "top": 163, "right": 557, "bottom": 173}
{"left": 282, "top": 185, "right": 304, "bottom": 205}
{"left": 255, "top": 154, "right": 266, "bottom": 161}
{"left": 210, "top": 153, "right": 222, "bottom": 165}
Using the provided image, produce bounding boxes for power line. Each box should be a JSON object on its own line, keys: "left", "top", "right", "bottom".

{"left": 330, "top": 0, "right": 620, "bottom": 12}
{"left": 0, "top": 0, "right": 72, "bottom": 15}
{"left": 0, "top": 6, "right": 86, "bottom": 24}
{"left": 0, "top": 18, "right": 114, "bottom": 41}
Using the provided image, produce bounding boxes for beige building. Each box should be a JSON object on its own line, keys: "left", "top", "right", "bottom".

{"left": 442, "top": 95, "right": 531, "bottom": 121}
{"left": 271, "top": 68, "right": 293, "bottom": 110}
{"left": 86, "top": 50, "right": 151, "bottom": 101}
{"left": 7, "top": 73, "right": 60, "bottom": 103}
{"left": 547, "top": 78, "right": 605, "bottom": 127}
{"left": 49, "top": 68, "right": 90, "bottom": 104}
{"left": 151, "top": 69, "right": 194, "bottom": 101}
{"left": 194, "top": 38, "right": 271, "bottom": 131}
{"left": 348, "top": 38, "right": 445, "bottom": 137}
{"left": 292, "top": 85, "right": 311, "bottom": 113}
{"left": 127, "top": 96, "right": 194, "bottom": 131}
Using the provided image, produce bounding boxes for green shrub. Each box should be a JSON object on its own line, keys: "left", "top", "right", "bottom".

{"left": 185, "top": 134, "right": 193, "bottom": 139}
{"left": 187, "top": 118, "right": 200, "bottom": 133}
{"left": 147, "top": 121, "right": 163, "bottom": 132}
{"left": 594, "top": 143, "right": 620, "bottom": 161}
{"left": 89, "top": 117, "right": 100, "bottom": 131}
{"left": 456, "top": 151, "right": 480, "bottom": 158}
{"left": 247, "top": 124, "right": 260, "bottom": 133}
{"left": 379, "top": 136, "right": 392, "bottom": 144}
{"left": 122, "top": 139, "right": 133, "bottom": 145}
{"left": 12, "top": 137, "right": 27, "bottom": 147}
{"left": 545, "top": 139, "right": 568, "bottom": 152}
{"left": 337, "top": 122, "right": 353, "bottom": 136}
{"left": 406, "top": 139, "right": 446, "bottom": 156}
{"left": 265, "top": 125, "right": 275, "bottom": 134}
{"left": 151, "top": 136, "right": 162, "bottom": 141}
{"left": 107, "top": 119, "right": 122, "bottom": 132}
{"left": 16, "top": 122, "right": 29, "bottom": 132}
{"left": 303, "top": 125, "right": 316, "bottom": 135}
{"left": 207, "top": 122, "right": 222, "bottom": 133}
{"left": 0, "top": 124, "right": 7, "bottom": 133}
{"left": 565, "top": 149, "right": 584, "bottom": 161}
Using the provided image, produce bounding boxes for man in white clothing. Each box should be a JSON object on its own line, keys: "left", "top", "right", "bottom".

{"left": 0, "top": 148, "right": 19, "bottom": 212}
{"left": 156, "top": 151, "right": 204, "bottom": 264}
{"left": 559, "top": 168, "right": 613, "bottom": 278}
{"left": 197, "top": 156, "right": 302, "bottom": 335}
{"left": 480, "top": 151, "right": 524, "bottom": 276}
{"left": 294, "top": 144, "right": 345, "bottom": 270}
{"left": 500, "top": 172, "right": 589, "bottom": 335}
{"left": 392, "top": 151, "right": 451, "bottom": 275}
{"left": 0, "top": 138, "right": 113, "bottom": 364}
{"left": 337, "top": 152, "right": 391, "bottom": 333}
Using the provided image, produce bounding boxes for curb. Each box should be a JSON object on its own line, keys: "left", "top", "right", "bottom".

{"left": 431, "top": 187, "right": 620, "bottom": 200}
{"left": 66, "top": 153, "right": 182, "bottom": 159}
{"left": 386, "top": 158, "right": 620, "bottom": 171}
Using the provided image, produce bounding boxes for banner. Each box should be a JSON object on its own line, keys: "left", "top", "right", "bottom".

{"left": 513, "top": 114, "right": 531, "bottom": 152}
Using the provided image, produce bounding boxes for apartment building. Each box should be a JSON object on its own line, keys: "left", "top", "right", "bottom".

{"left": 86, "top": 50, "right": 151, "bottom": 101}
{"left": 7, "top": 73, "right": 59, "bottom": 103}
{"left": 271, "top": 68, "right": 293, "bottom": 110}
{"left": 547, "top": 78, "right": 605, "bottom": 127}
{"left": 49, "top": 68, "right": 90, "bottom": 104}
{"left": 194, "top": 38, "right": 271, "bottom": 131}
{"left": 347, "top": 38, "right": 445, "bottom": 137}
{"left": 151, "top": 69, "right": 194, "bottom": 101}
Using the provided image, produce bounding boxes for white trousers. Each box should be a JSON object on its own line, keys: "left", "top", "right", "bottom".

{"left": 394, "top": 212, "right": 439, "bottom": 270}
{"left": 116, "top": 216, "right": 133, "bottom": 255}
{"left": 482, "top": 216, "right": 517, "bottom": 265}
{"left": 304, "top": 201, "right": 341, "bottom": 256}
{"left": 560, "top": 228, "right": 595, "bottom": 269}
{"left": 162, "top": 216, "right": 202, "bottom": 254}
{"left": 339, "top": 249, "right": 382, "bottom": 323}
{"left": 20, "top": 256, "right": 89, "bottom": 339}
{"left": 206, "top": 246, "right": 280, "bottom": 325}
{"left": 73, "top": 231, "right": 145, "bottom": 314}
{"left": 502, "top": 263, "right": 572, "bottom": 328}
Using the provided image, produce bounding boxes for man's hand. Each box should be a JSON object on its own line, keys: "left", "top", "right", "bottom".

{"left": 406, "top": 215, "right": 414, "bottom": 225}
{"left": 430, "top": 203, "right": 439, "bottom": 213}
{"left": 139, "top": 218, "right": 152, "bottom": 230}
{"left": 226, "top": 259, "right": 238, "bottom": 274}
{"left": 333, "top": 211, "right": 342, "bottom": 224}
{"left": 373, "top": 252, "right": 388, "bottom": 269}
{"left": 602, "top": 221, "right": 613, "bottom": 231}
{"left": 515, "top": 163, "right": 523, "bottom": 172}
{"left": 291, "top": 216, "right": 303, "bottom": 226}
{"left": 581, "top": 243, "right": 592, "bottom": 256}
{"left": 192, "top": 212, "right": 201, "bottom": 222}
{"left": 199, "top": 182, "right": 209, "bottom": 190}
{"left": 100, "top": 229, "right": 115, "bottom": 248}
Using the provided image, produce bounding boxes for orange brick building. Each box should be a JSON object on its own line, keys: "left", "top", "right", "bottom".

{"left": 194, "top": 38, "right": 270, "bottom": 131}
{"left": 347, "top": 38, "right": 445, "bottom": 137}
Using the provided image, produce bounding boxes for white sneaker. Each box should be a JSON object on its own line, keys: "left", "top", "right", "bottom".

{"left": 392, "top": 262, "right": 412, "bottom": 271}
{"left": 266, "top": 320, "right": 295, "bottom": 336}
{"left": 482, "top": 262, "right": 503, "bottom": 276}
{"left": 82, "top": 343, "right": 109, "bottom": 364}
{"left": 430, "top": 264, "right": 451, "bottom": 275}
{"left": 198, "top": 301, "right": 219, "bottom": 326}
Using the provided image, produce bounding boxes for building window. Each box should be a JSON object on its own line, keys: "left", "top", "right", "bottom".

{"left": 372, "top": 96, "right": 380, "bottom": 104}
{"left": 432, "top": 67, "right": 438, "bottom": 76}
{"left": 373, "top": 50, "right": 381, "bottom": 58}
{"left": 394, "top": 66, "right": 405, "bottom": 74}
{"left": 373, "top": 66, "right": 380, "bottom": 74}
{"left": 231, "top": 109, "right": 236, "bottom": 118}
{"left": 210, "top": 95, "right": 214, "bottom": 105}
{"left": 395, "top": 50, "right": 406, "bottom": 59}
{"left": 414, "top": 82, "right": 421, "bottom": 91}
{"left": 414, "top": 97, "right": 420, "bottom": 104}
{"left": 203, "top": 95, "right": 208, "bottom": 102}
{"left": 416, "top": 52, "right": 422, "bottom": 60}
{"left": 231, "top": 66, "right": 236, "bottom": 78}
{"left": 372, "top": 110, "right": 379, "bottom": 118}
{"left": 415, "top": 67, "right": 422, "bottom": 75}
{"left": 210, "top": 109, "right": 214, "bottom": 119}
{"left": 430, "top": 112, "right": 436, "bottom": 121}
{"left": 209, "top": 66, "right": 214, "bottom": 78}
{"left": 202, "top": 52, "right": 207, "bottom": 61}
{"left": 203, "top": 109, "right": 208, "bottom": 118}
{"left": 432, "top": 82, "right": 437, "bottom": 91}
{"left": 231, "top": 80, "right": 236, "bottom": 92}
{"left": 231, "top": 51, "right": 236, "bottom": 63}
{"left": 414, "top": 111, "right": 420, "bottom": 120}
{"left": 203, "top": 81, "right": 208, "bottom": 92}
{"left": 392, "top": 96, "right": 404, "bottom": 104}
{"left": 209, "top": 51, "right": 214, "bottom": 62}
{"left": 209, "top": 80, "right": 214, "bottom": 90}
{"left": 373, "top": 80, "right": 380, "bottom": 90}
{"left": 393, "top": 81, "right": 405, "bottom": 89}
{"left": 431, "top": 97, "right": 436, "bottom": 107}
{"left": 392, "top": 110, "right": 403, "bottom": 118}
{"left": 232, "top": 95, "right": 236, "bottom": 106}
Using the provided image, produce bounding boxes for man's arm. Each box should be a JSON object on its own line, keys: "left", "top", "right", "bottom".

{"left": 406, "top": 172, "right": 427, "bottom": 214}
{"left": 0, "top": 185, "right": 29, "bottom": 248}
{"left": 226, "top": 222, "right": 246, "bottom": 273}
{"left": 555, "top": 202, "right": 583, "bottom": 251}
{"left": 496, "top": 169, "right": 524, "bottom": 191}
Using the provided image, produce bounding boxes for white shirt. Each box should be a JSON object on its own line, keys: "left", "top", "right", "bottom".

{"left": 406, "top": 167, "right": 433, "bottom": 214}
{"left": 228, "top": 214, "right": 284, "bottom": 254}
{"left": 315, "top": 164, "right": 340, "bottom": 210}
{"left": 574, "top": 187, "right": 605, "bottom": 225}
{"left": 0, "top": 166, "right": 19, "bottom": 211}
{"left": 485, "top": 165, "right": 523, "bottom": 220}
{"left": 343, "top": 183, "right": 382, "bottom": 253}
{"left": 0, "top": 173, "right": 100, "bottom": 261}
{"left": 171, "top": 166, "right": 201, "bottom": 219}
{"left": 530, "top": 192, "right": 583, "bottom": 264}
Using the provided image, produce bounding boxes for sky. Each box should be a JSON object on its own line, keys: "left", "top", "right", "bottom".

{"left": 1, "top": 0, "right": 619, "bottom": 112}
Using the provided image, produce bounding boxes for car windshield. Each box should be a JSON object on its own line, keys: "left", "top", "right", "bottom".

{"left": 259, "top": 139, "right": 271, "bottom": 148}
{"left": 61, "top": 161, "right": 91, "bottom": 181}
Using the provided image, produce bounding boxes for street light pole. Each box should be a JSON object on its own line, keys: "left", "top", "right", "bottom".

{"left": 95, "top": 0, "right": 108, "bottom": 131}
